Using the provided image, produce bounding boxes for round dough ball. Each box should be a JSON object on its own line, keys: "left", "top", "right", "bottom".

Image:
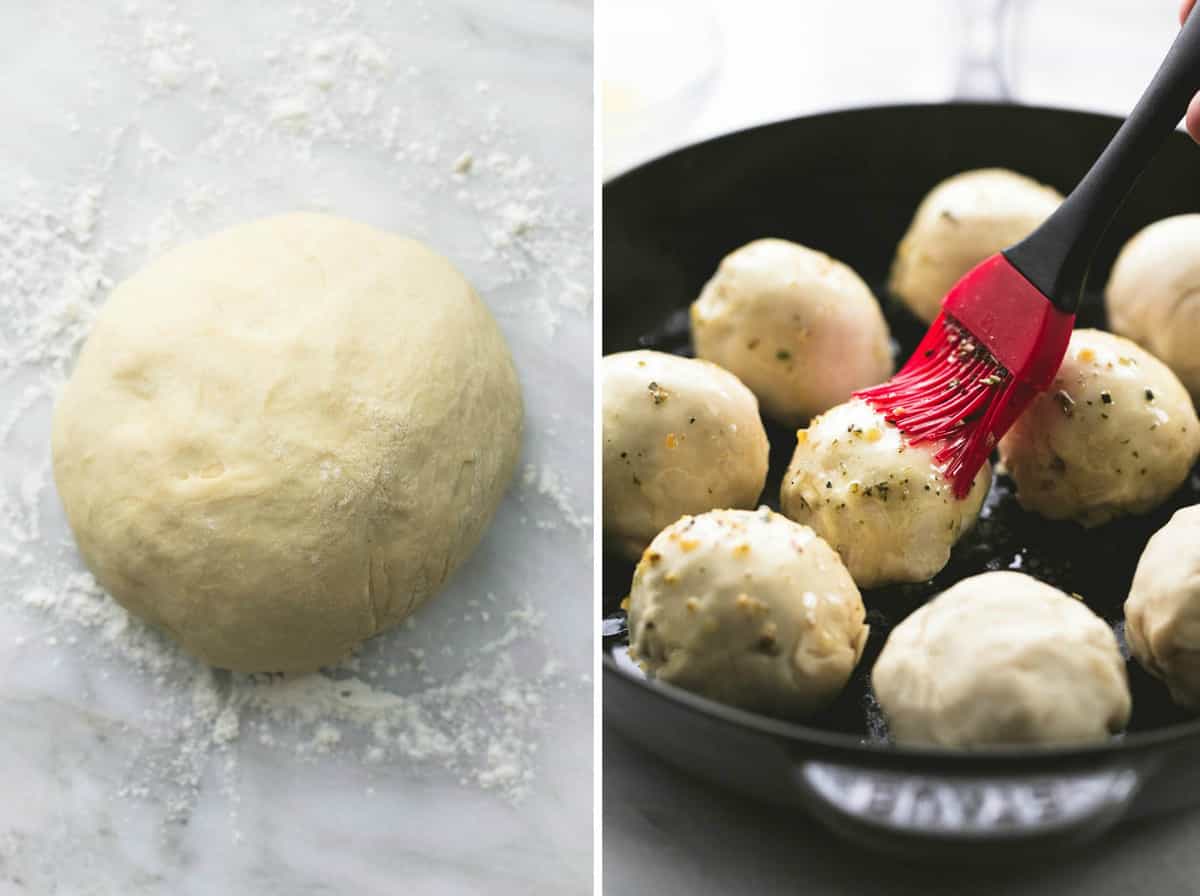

{"left": 628, "top": 507, "right": 868, "bottom": 718}
{"left": 690, "top": 239, "right": 892, "bottom": 425}
{"left": 603, "top": 350, "right": 769, "bottom": 558}
{"left": 779, "top": 399, "right": 991, "bottom": 588}
{"left": 1106, "top": 214, "right": 1200, "bottom": 400}
{"left": 52, "top": 213, "right": 522, "bottom": 673}
{"left": 874, "top": 572, "right": 1131, "bottom": 748}
{"left": 890, "top": 168, "right": 1062, "bottom": 323}
{"left": 1125, "top": 505, "right": 1200, "bottom": 708}
{"left": 998, "top": 329, "right": 1200, "bottom": 528}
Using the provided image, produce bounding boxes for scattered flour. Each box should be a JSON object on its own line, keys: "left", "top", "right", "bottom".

{"left": 523, "top": 463, "right": 593, "bottom": 533}
{"left": 11, "top": 532, "right": 569, "bottom": 810}
{"left": 0, "top": 0, "right": 591, "bottom": 827}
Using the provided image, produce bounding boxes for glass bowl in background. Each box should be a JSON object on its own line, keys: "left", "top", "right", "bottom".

{"left": 1003, "top": 0, "right": 1180, "bottom": 114}
{"left": 601, "top": 0, "right": 724, "bottom": 176}
{"left": 602, "top": 0, "right": 1186, "bottom": 180}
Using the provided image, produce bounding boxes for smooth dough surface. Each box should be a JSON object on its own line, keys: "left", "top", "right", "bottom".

{"left": 1125, "top": 505, "right": 1200, "bottom": 708}
{"left": 602, "top": 350, "right": 769, "bottom": 558}
{"left": 52, "top": 213, "right": 522, "bottom": 673}
{"left": 1106, "top": 214, "right": 1200, "bottom": 401}
{"left": 690, "top": 239, "right": 892, "bottom": 425}
{"left": 628, "top": 508, "right": 868, "bottom": 719}
{"left": 998, "top": 329, "right": 1200, "bottom": 528}
{"left": 779, "top": 399, "right": 990, "bottom": 588}
{"left": 889, "top": 168, "right": 1062, "bottom": 323}
{"left": 874, "top": 572, "right": 1131, "bottom": 748}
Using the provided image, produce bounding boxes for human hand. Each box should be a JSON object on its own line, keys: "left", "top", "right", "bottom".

{"left": 1182, "top": 0, "right": 1200, "bottom": 140}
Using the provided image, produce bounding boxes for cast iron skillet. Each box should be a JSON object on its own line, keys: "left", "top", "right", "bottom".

{"left": 602, "top": 103, "right": 1200, "bottom": 858}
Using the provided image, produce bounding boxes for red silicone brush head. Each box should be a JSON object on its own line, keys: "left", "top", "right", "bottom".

{"left": 856, "top": 253, "right": 1075, "bottom": 497}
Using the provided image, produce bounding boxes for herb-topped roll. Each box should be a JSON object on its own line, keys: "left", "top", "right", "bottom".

{"left": 690, "top": 239, "right": 892, "bottom": 425}
{"left": 998, "top": 329, "right": 1200, "bottom": 527}
{"left": 627, "top": 508, "right": 869, "bottom": 719}
{"left": 780, "top": 398, "right": 991, "bottom": 588}
{"left": 889, "top": 168, "right": 1062, "bottom": 323}
{"left": 602, "top": 350, "right": 769, "bottom": 559}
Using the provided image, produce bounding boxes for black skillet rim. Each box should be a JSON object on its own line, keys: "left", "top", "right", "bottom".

{"left": 602, "top": 100, "right": 1200, "bottom": 769}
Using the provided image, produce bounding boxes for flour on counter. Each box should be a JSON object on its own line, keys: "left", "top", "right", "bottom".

{"left": 12, "top": 538, "right": 566, "bottom": 808}
{"left": 0, "top": 0, "right": 590, "bottom": 825}
{"left": 523, "top": 463, "right": 592, "bottom": 533}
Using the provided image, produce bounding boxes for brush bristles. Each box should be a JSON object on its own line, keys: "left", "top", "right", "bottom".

{"left": 855, "top": 313, "right": 1013, "bottom": 498}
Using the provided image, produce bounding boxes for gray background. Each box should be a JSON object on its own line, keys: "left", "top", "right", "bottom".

{"left": 605, "top": 727, "right": 1200, "bottom": 894}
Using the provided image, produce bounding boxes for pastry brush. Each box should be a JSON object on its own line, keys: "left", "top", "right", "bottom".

{"left": 857, "top": 7, "right": 1200, "bottom": 497}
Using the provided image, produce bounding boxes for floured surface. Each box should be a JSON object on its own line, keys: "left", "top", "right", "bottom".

{"left": 0, "top": 1, "right": 592, "bottom": 892}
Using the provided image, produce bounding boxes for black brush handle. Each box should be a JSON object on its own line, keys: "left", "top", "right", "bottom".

{"left": 1005, "top": 8, "right": 1200, "bottom": 312}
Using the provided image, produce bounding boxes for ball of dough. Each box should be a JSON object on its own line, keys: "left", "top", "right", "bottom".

{"left": 628, "top": 507, "right": 868, "bottom": 718}
{"left": 874, "top": 571, "right": 1131, "bottom": 748}
{"left": 690, "top": 239, "right": 892, "bottom": 425}
{"left": 890, "top": 168, "right": 1062, "bottom": 323}
{"left": 998, "top": 329, "right": 1200, "bottom": 528}
{"left": 1125, "top": 505, "right": 1200, "bottom": 708}
{"left": 779, "top": 399, "right": 991, "bottom": 588}
{"left": 1106, "top": 214, "right": 1200, "bottom": 400}
{"left": 52, "top": 213, "right": 522, "bottom": 673}
{"left": 603, "top": 350, "right": 769, "bottom": 558}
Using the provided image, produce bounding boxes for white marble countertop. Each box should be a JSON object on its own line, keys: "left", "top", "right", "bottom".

{"left": 602, "top": 0, "right": 1200, "bottom": 891}
{"left": 0, "top": 1, "right": 592, "bottom": 893}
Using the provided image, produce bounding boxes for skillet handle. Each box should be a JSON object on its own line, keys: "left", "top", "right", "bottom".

{"left": 797, "top": 759, "right": 1146, "bottom": 858}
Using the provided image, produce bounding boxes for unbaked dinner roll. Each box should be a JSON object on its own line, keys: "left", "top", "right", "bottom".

{"left": 602, "top": 350, "right": 769, "bottom": 559}
{"left": 874, "top": 571, "right": 1131, "bottom": 748}
{"left": 1106, "top": 214, "right": 1200, "bottom": 401}
{"left": 998, "top": 329, "right": 1200, "bottom": 527}
{"left": 779, "top": 398, "right": 991, "bottom": 588}
{"left": 890, "top": 168, "right": 1062, "bottom": 322}
{"left": 1125, "top": 505, "right": 1200, "bottom": 708}
{"left": 690, "top": 238, "right": 892, "bottom": 425}
{"left": 628, "top": 507, "right": 868, "bottom": 718}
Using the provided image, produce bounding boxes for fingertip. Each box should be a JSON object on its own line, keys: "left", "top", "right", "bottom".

{"left": 1187, "top": 92, "right": 1200, "bottom": 144}
{"left": 1184, "top": 0, "right": 1198, "bottom": 26}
